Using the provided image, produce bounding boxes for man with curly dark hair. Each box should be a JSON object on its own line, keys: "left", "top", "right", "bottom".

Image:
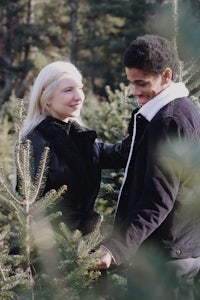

{"left": 95, "top": 34, "right": 200, "bottom": 300}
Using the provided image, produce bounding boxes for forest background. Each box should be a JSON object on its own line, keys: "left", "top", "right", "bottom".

{"left": 0, "top": 0, "right": 200, "bottom": 299}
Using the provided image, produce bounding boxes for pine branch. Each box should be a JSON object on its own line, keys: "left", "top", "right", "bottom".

{"left": 0, "top": 169, "right": 25, "bottom": 207}
{"left": 53, "top": 219, "right": 104, "bottom": 299}
{"left": 31, "top": 146, "right": 50, "bottom": 203}
{"left": 32, "top": 185, "right": 67, "bottom": 213}
{"left": 0, "top": 193, "right": 25, "bottom": 225}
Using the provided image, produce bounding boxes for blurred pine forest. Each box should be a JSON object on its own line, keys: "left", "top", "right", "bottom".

{"left": 0, "top": 0, "right": 200, "bottom": 104}
{"left": 0, "top": 0, "right": 200, "bottom": 299}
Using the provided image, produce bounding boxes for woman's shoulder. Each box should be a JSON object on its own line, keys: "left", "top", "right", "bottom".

{"left": 27, "top": 116, "right": 58, "bottom": 139}
{"left": 25, "top": 122, "right": 50, "bottom": 148}
{"left": 26, "top": 134, "right": 46, "bottom": 151}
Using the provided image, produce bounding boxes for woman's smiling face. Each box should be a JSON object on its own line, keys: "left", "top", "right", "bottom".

{"left": 47, "top": 76, "right": 85, "bottom": 121}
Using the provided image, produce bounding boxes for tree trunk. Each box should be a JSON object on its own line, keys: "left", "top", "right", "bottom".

{"left": 70, "top": 0, "right": 79, "bottom": 63}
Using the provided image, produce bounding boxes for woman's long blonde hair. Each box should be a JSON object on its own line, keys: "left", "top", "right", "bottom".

{"left": 20, "top": 61, "right": 82, "bottom": 138}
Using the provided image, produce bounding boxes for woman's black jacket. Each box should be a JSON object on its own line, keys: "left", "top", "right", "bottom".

{"left": 23, "top": 116, "right": 130, "bottom": 235}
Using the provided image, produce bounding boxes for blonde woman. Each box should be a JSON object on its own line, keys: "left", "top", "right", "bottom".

{"left": 19, "top": 61, "right": 131, "bottom": 235}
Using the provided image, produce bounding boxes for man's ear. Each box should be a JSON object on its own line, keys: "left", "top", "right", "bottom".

{"left": 162, "top": 68, "right": 173, "bottom": 84}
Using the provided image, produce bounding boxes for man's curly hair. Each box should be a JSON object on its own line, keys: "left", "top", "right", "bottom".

{"left": 123, "top": 34, "right": 180, "bottom": 81}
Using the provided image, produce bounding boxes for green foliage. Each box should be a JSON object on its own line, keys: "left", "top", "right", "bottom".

{"left": 78, "top": 0, "right": 152, "bottom": 95}
{"left": 26, "top": 219, "right": 105, "bottom": 300}
{"left": 148, "top": 0, "right": 200, "bottom": 61}
{"left": 182, "top": 58, "right": 200, "bottom": 101}
{"left": 82, "top": 82, "right": 137, "bottom": 143}
{"left": 0, "top": 116, "right": 14, "bottom": 174}
{"left": 3, "top": 0, "right": 193, "bottom": 104}
{"left": 0, "top": 219, "right": 29, "bottom": 299}
{"left": 0, "top": 94, "right": 24, "bottom": 177}
{"left": 53, "top": 222, "right": 103, "bottom": 299}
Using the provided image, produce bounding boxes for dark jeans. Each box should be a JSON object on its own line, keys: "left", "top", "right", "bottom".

{"left": 167, "top": 257, "right": 200, "bottom": 300}
{"left": 127, "top": 256, "right": 200, "bottom": 300}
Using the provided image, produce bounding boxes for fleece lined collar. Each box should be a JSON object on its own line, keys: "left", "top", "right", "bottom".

{"left": 138, "top": 82, "right": 189, "bottom": 121}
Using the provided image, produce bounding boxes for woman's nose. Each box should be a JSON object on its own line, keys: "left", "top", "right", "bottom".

{"left": 74, "top": 89, "right": 84, "bottom": 101}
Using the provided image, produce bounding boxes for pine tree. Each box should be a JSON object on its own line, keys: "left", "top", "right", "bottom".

{"left": 0, "top": 211, "right": 31, "bottom": 300}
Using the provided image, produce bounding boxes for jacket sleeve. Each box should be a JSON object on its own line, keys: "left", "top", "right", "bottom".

{"left": 102, "top": 116, "right": 189, "bottom": 265}
{"left": 97, "top": 112, "right": 136, "bottom": 169}
{"left": 97, "top": 133, "right": 132, "bottom": 169}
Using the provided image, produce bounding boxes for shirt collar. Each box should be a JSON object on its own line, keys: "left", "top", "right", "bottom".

{"left": 138, "top": 82, "right": 189, "bottom": 121}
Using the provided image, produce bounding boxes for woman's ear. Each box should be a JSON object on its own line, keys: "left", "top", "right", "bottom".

{"left": 162, "top": 68, "right": 173, "bottom": 84}
{"left": 47, "top": 99, "right": 52, "bottom": 107}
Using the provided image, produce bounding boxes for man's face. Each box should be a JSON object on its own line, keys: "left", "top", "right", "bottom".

{"left": 125, "top": 67, "right": 169, "bottom": 106}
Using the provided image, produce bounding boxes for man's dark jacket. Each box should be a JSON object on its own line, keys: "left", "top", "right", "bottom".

{"left": 103, "top": 97, "right": 200, "bottom": 265}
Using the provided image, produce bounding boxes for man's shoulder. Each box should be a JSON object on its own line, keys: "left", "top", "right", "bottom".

{"left": 156, "top": 97, "right": 199, "bottom": 118}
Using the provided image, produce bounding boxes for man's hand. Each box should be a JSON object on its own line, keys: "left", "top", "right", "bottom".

{"left": 95, "top": 246, "right": 113, "bottom": 270}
